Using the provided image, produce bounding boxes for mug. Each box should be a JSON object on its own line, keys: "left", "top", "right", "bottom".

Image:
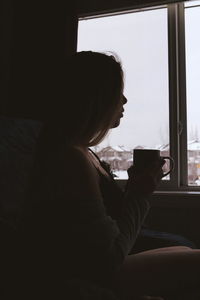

{"left": 133, "top": 149, "right": 174, "bottom": 178}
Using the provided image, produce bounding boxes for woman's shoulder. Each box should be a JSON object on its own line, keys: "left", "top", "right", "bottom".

{"left": 63, "top": 144, "right": 92, "bottom": 168}
{"left": 64, "top": 145, "right": 98, "bottom": 178}
{"left": 59, "top": 144, "right": 102, "bottom": 198}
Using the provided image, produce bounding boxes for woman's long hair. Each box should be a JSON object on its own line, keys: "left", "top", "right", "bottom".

{"left": 33, "top": 51, "right": 124, "bottom": 167}
{"left": 35, "top": 51, "right": 123, "bottom": 158}
{"left": 62, "top": 51, "right": 124, "bottom": 147}
{"left": 29, "top": 51, "right": 124, "bottom": 188}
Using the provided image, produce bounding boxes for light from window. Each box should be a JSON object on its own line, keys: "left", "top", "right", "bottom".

{"left": 185, "top": 0, "right": 200, "bottom": 7}
{"left": 185, "top": 2, "right": 200, "bottom": 185}
{"left": 78, "top": 8, "right": 169, "bottom": 179}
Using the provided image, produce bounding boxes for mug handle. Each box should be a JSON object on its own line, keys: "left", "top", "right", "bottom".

{"left": 161, "top": 156, "right": 174, "bottom": 178}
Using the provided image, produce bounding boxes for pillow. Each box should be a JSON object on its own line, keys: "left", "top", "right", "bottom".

{"left": 0, "top": 116, "right": 43, "bottom": 224}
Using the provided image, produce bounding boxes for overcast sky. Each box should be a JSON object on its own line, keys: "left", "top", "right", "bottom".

{"left": 78, "top": 2, "right": 200, "bottom": 150}
{"left": 185, "top": 3, "right": 200, "bottom": 140}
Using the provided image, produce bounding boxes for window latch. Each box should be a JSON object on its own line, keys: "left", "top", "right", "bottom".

{"left": 178, "top": 121, "right": 183, "bottom": 135}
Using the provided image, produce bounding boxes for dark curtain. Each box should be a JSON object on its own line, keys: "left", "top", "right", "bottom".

{"left": 2, "top": 1, "right": 78, "bottom": 120}
{"left": 2, "top": 0, "right": 14, "bottom": 116}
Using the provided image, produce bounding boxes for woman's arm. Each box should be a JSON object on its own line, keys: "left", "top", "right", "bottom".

{"left": 52, "top": 147, "right": 156, "bottom": 280}
{"left": 34, "top": 146, "right": 162, "bottom": 284}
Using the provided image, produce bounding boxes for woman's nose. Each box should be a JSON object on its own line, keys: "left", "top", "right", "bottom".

{"left": 123, "top": 95, "right": 128, "bottom": 104}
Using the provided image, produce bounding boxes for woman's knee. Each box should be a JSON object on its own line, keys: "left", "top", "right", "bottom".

{"left": 134, "top": 246, "right": 193, "bottom": 256}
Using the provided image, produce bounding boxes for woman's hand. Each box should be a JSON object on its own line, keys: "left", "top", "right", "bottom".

{"left": 126, "top": 159, "right": 165, "bottom": 197}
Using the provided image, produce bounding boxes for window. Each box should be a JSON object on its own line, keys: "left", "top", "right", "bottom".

{"left": 78, "top": 1, "right": 200, "bottom": 190}
{"left": 185, "top": 1, "right": 200, "bottom": 185}
{"left": 78, "top": 8, "right": 169, "bottom": 181}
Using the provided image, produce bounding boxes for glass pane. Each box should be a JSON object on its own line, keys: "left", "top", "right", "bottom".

{"left": 185, "top": 3, "right": 200, "bottom": 185}
{"left": 185, "top": 0, "right": 200, "bottom": 8}
{"left": 78, "top": 8, "right": 169, "bottom": 179}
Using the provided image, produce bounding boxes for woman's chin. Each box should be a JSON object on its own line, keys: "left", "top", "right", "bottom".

{"left": 111, "top": 118, "right": 121, "bottom": 128}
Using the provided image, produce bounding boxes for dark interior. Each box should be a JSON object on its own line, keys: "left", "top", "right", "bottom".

{"left": 2, "top": 0, "right": 200, "bottom": 298}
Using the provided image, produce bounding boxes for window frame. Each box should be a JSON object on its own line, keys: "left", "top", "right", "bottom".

{"left": 167, "top": 2, "right": 188, "bottom": 191}
{"left": 78, "top": 2, "right": 200, "bottom": 192}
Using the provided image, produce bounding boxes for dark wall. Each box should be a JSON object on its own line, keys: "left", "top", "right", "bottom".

{"left": 146, "top": 194, "right": 200, "bottom": 248}
{"left": 2, "top": 1, "right": 78, "bottom": 120}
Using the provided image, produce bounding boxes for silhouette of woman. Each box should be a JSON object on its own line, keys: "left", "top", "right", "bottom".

{"left": 22, "top": 51, "right": 200, "bottom": 300}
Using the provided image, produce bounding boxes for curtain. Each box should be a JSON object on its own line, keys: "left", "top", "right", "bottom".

{"left": 2, "top": 1, "right": 78, "bottom": 119}
{"left": 2, "top": 0, "right": 14, "bottom": 115}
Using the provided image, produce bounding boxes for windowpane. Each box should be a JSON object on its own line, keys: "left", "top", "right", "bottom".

{"left": 78, "top": 8, "right": 169, "bottom": 179}
{"left": 185, "top": 2, "right": 200, "bottom": 185}
{"left": 185, "top": 0, "right": 200, "bottom": 8}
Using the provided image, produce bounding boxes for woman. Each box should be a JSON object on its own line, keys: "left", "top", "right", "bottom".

{"left": 23, "top": 51, "right": 200, "bottom": 300}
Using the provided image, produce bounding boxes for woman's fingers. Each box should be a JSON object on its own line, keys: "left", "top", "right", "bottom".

{"left": 126, "top": 159, "right": 166, "bottom": 195}
{"left": 146, "top": 158, "right": 165, "bottom": 173}
{"left": 128, "top": 159, "right": 165, "bottom": 182}
{"left": 145, "top": 159, "right": 166, "bottom": 181}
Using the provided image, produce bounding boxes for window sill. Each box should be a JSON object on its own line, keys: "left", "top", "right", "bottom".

{"left": 116, "top": 179, "right": 200, "bottom": 207}
{"left": 150, "top": 191, "right": 200, "bottom": 208}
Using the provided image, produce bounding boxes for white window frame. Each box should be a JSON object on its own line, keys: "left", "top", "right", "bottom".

{"left": 78, "top": 2, "right": 200, "bottom": 192}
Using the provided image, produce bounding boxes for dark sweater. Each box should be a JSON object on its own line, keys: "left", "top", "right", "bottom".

{"left": 0, "top": 117, "right": 150, "bottom": 295}
{"left": 21, "top": 144, "right": 150, "bottom": 290}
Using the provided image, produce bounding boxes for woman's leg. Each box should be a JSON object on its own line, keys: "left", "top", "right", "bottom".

{"left": 111, "top": 246, "right": 200, "bottom": 300}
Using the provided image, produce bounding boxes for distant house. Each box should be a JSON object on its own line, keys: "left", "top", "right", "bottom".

{"left": 134, "top": 145, "right": 145, "bottom": 150}
{"left": 96, "top": 146, "right": 132, "bottom": 171}
{"left": 157, "top": 144, "right": 171, "bottom": 174}
{"left": 187, "top": 140, "right": 200, "bottom": 183}
{"left": 158, "top": 143, "right": 169, "bottom": 156}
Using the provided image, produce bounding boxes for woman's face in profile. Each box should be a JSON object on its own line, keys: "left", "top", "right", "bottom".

{"left": 111, "top": 95, "right": 127, "bottom": 128}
